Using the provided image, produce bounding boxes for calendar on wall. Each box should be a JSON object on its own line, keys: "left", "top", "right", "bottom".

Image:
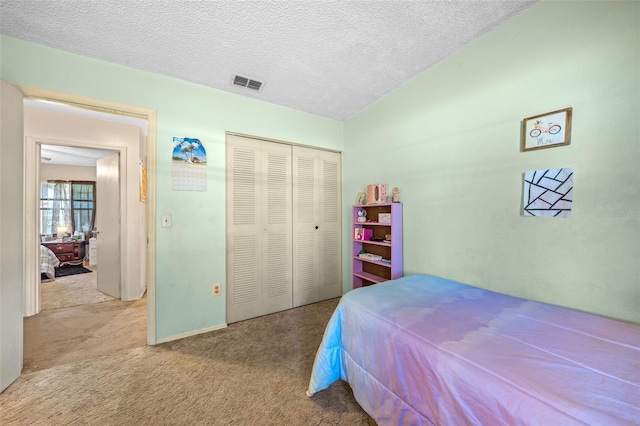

{"left": 171, "top": 137, "right": 207, "bottom": 191}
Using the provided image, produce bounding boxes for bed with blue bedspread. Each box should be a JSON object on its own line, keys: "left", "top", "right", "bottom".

{"left": 307, "top": 274, "right": 639, "bottom": 425}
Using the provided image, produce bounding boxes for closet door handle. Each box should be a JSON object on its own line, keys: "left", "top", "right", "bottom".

{"left": 315, "top": 226, "right": 319, "bottom": 229}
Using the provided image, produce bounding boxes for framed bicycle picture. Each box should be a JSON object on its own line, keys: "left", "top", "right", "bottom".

{"left": 521, "top": 107, "right": 572, "bottom": 152}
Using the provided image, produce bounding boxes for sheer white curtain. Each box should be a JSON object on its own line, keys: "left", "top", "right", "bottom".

{"left": 40, "top": 181, "right": 71, "bottom": 236}
{"left": 71, "top": 182, "right": 95, "bottom": 234}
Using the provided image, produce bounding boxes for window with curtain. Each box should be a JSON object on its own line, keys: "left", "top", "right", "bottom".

{"left": 40, "top": 181, "right": 96, "bottom": 237}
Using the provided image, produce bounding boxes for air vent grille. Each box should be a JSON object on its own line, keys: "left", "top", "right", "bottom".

{"left": 247, "top": 79, "right": 262, "bottom": 91}
{"left": 233, "top": 74, "right": 264, "bottom": 91}
{"left": 233, "top": 75, "right": 249, "bottom": 87}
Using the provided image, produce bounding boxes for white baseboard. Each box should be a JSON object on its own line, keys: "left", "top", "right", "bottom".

{"left": 156, "top": 323, "right": 228, "bottom": 344}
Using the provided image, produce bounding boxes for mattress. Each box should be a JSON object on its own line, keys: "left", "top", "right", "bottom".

{"left": 307, "top": 274, "right": 640, "bottom": 425}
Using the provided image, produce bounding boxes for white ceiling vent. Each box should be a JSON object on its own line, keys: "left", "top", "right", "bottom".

{"left": 233, "top": 74, "right": 264, "bottom": 91}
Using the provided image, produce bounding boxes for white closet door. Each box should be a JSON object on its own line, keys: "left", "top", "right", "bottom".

{"left": 317, "top": 149, "right": 342, "bottom": 301}
{"left": 226, "top": 135, "right": 292, "bottom": 323}
{"left": 261, "top": 142, "right": 293, "bottom": 316}
{"left": 227, "top": 136, "right": 263, "bottom": 323}
{"left": 293, "top": 146, "right": 342, "bottom": 307}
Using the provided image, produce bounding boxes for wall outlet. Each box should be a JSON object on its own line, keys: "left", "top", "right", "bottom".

{"left": 212, "top": 283, "right": 221, "bottom": 297}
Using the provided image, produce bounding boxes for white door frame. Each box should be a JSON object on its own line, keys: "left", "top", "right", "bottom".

{"left": 20, "top": 85, "right": 157, "bottom": 345}
{"left": 25, "top": 137, "right": 126, "bottom": 309}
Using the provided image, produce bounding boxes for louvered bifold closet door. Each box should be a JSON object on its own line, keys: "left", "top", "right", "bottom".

{"left": 316, "top": 149, "right": 342, "bottom": 302}
{"left": 292, "top": 146, "right": 342, "bottom": 307}
{"left": 260, "top": 142, "right": 293, "bottom": 316}
{"left": 226, "top": 135, "right": 292, "bottom": 323}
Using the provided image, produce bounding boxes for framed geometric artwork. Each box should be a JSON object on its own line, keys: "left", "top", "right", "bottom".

{"left": 523, "top": 168, "right": 573, "bottom": 217}
{"left": 521, "top": 107, "right": 572, "bottom": 152}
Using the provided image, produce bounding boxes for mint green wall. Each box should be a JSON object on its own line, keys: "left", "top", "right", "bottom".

{"left": 1, "top": 36, "right": 343, "bottom": 340}
{"left": 344, "top": 1, "right": 639, "bottom": 323}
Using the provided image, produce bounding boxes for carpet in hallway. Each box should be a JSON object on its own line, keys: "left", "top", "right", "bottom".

{"left": 40, "top": 267, "right": 116, "bottom": 310}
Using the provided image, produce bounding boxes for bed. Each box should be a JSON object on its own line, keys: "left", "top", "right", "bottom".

{"left": 307, "top": 274, "right": 640, "bottom": 425}
{"left": 40, "top": 244, "right": 60, "bottom": 281}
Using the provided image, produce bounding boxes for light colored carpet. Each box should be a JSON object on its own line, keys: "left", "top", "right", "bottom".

{"left": 23, "top": 297, "right": 147, "bottom": 373}
{"left": 1, "top": 296, "right": 374, "bottom": 425}
{"left": 41, "top": 266, "right": 116, "bottom": 310}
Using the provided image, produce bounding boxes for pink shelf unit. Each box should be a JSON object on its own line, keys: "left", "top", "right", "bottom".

{"left": 352, "top": 203, "right": 403, "bottom": 288}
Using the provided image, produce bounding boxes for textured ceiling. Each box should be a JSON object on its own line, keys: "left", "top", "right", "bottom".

{"left": 1, "top": 0, "right": 537, "bottom": 121}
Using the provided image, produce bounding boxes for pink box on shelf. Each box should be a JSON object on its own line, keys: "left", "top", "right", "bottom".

{"left": 378, "top": 213, "right": 391, "bottom": 224}
{"left": 367, "top": 184, "right": 388, "bottom": 204}
{"left": 354, "top": 228, "right": 373, "bottom": 241}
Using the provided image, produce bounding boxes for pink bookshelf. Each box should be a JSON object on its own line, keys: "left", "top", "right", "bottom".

{"left": 352, "top": 203, "right": 403, "bottom": 288}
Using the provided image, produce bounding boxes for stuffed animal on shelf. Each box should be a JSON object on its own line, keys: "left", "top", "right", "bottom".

{"left": 392, "top": 187, "right": 400, "bottom": 203}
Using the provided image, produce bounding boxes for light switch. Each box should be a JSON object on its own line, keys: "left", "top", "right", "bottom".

{"left": 161, "top": 214, "right": 172, "bottom": 228}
